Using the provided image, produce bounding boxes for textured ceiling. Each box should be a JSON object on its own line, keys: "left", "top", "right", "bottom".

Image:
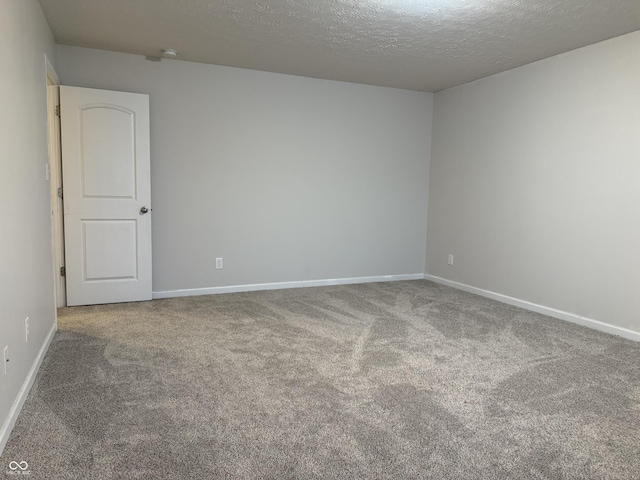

{"left": 38, "top": 0, "right": 640, "bottom": 92}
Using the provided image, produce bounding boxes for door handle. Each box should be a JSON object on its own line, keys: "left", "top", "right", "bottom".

{"left": 140, "top": 206, "right": 149, "bottom": 214}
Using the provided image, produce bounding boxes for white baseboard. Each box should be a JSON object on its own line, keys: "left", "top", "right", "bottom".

{"left": 153, "top": 273, "right": 425, "bottom": 299}
{"left": 0, "top": 321, "right": 57, "bottom": 456}
{"left": 424, "top": 274, "right": 639, "bottom": 342}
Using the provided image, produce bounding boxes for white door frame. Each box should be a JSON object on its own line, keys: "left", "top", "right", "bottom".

{"left": 45, "top": 55, "right": 66, "bottom": 307}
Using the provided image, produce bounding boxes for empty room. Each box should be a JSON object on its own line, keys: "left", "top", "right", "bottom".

{"left": 1, "top": 0, "right": 639, "bottom": 478}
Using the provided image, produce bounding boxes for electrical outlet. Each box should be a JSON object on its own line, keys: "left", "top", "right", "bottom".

{"left": 215, "top": 258, "right": 223, "bottom": 270}
{"left": 25, "top": 317, "right": 30, "bottom": 342}
{"left": 448, "top": 254, "right": 454, "bottom": 266}
{"left": 3, "top": 347, "right": 8, "bottom": 375}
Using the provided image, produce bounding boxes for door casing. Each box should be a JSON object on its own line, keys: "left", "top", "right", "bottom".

{"left": 45, "top": 56, "right": 66, "bottom": 308}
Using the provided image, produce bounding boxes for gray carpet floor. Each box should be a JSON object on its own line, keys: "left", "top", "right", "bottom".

{"left": 1, "top": 280, "right": 639, "bottom": 479}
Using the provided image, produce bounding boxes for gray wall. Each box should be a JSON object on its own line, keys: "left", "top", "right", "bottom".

{"left": 0, "top": 0, "right": 57, "bottom": 451}
{"left": 426, "top": 31, "right": 640, "bottom": 333}
{"left": 56, "top": 46, "right": 433, "bottom": 293}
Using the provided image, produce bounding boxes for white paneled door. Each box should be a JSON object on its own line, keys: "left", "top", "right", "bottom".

{"left": 60, "top": 86, "right": 152, "bottom": 306}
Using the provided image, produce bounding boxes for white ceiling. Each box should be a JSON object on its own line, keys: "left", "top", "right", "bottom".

{"left": 38, "top": 0, "right": 640, "bottom": 92}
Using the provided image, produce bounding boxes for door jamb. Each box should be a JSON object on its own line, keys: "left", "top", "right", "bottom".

{"left": 45, "top": 55, "right": 66, "bottom": 307}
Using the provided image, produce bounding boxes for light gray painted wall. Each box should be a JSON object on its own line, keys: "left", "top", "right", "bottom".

{"left": 0, "top": 0, "right": 57, "bottom": 450}
{"left": 56, "top": 46, "right": 433, "bottom": 293}
{"left": 426, "top": 31, "right": 640, "bottom": 334}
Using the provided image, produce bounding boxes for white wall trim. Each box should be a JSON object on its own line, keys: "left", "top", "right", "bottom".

{"left": 153, "top": 274, "right": 425, "bottom": 299}
{"left": 424, "top": 274, "right": 639, "bottom": 342}
{"left": 0, "top": 321, "right": 57, "bottom": 456}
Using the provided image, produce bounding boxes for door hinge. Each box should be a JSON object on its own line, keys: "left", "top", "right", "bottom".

{"left": 60, "top": 266, "right": 66, "bottom": 277}
{"left": 57, "top": 187, "right": 63, "bottom": 199}
{"left": 55, "top": 105, "right": 61, "bottom": 117}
